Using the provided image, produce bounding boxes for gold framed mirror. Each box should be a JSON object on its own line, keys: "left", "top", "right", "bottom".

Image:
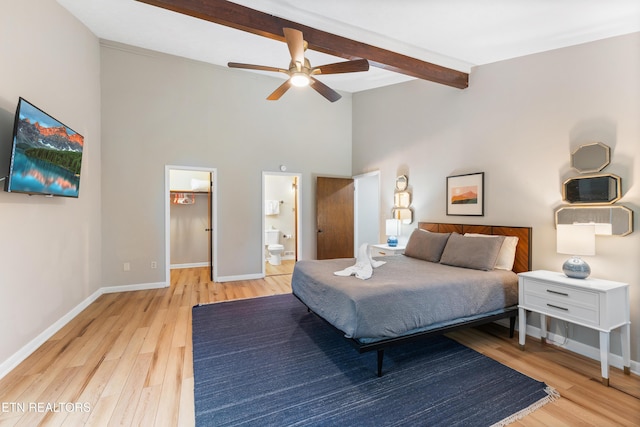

{"left": 571, "top": 142, "right": 610, "bottom": 173}
{"left": 394, "top": 191, "right": 411, "bottom": 208}
{"left": 562, "top": 174, "right": 621, "bottom": 205}
{"left": 555, "top": 205, "right": 633, "bottom": 236}
{"left": 392, "top": 208, "right": 413, "bottom": 223}
{"left": 395, "top": 175, "right": 408, "bottom": 191}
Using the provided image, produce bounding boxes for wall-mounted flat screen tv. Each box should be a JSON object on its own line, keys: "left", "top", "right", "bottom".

{"left": 4, "top": 98, "right": 84, "bottom": 197}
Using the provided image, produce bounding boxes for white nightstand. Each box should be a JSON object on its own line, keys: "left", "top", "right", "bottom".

{"left": 370, "top": 243, "right": 406, "bottom": 256}
{"left": 518, "top": 270, "right": 630, "bottom": 386}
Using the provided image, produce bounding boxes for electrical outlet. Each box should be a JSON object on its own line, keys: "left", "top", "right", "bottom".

{"left": 151, "top": 261, "right": 157, "bottom": 269}
{"left": 123, "top": 262, "right": 131, "bottom": 271}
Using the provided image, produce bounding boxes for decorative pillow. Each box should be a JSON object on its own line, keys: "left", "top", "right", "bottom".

{"left": 404, "top": 229, "right": 451, "bottom": 263}
{"left": 464, "top": 233, "right": 519, "bottom": 271}
{"left": 440, "top": 233, "right": 505, "bottom": 271}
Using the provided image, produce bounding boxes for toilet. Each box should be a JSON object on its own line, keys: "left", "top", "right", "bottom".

{"left": 265, "top": 229, "right": 285, "bottom": 266}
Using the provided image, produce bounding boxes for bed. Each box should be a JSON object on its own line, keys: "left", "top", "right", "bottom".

{"left": 292, "top": 222, "right": 532, "bottom": 376}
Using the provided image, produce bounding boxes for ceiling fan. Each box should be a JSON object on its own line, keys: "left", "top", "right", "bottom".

{"left": 228, "top": 28, "right": 369, "bottom": 102}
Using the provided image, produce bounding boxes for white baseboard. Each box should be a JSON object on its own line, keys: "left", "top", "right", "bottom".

{"left": 523, "top": 324, "right": 639, "bottom": 376}
{"left": 216, "top": 273, "right": 264, "bottom": 283}
{"left": 489, "top": 319, "right": 638, "bottom": 376}
{"left": 0, "top": 280, "right": 168, "bottom": 381}
{"left": 170, "top": 262, "right": 209, "bottom": 269}
{"left": 101, "top": 281, "right": 167, "bottom": 293}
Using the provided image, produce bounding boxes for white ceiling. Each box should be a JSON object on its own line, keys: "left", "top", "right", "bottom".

{"left": 57, "top": 0, "right": 640, "bottom": 93}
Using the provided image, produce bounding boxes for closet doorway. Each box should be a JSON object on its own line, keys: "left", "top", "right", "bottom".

{"left": 262, "top": 172, "right": 301, "bottom": 277}
{"left": 165, "top": 166, "right": 218, "bottom": 283}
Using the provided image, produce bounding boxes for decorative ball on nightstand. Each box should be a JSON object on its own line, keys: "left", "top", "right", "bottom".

{"left": 385, "top": 219, "right": 400, "bottom": 248}
{"left": 562, "top": 255, "right": 591, "bottom": 279}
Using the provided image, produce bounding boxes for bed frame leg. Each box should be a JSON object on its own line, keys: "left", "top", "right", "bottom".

{"left": 377, "top": 349, "right": 384, "bottom": 377}
{"left": 509, "top": 315, "right": 516, "bottom": 338}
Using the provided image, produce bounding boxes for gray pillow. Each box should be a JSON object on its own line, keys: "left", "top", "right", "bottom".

{"left": 440, "top": 233, "right": 505, "bottom": 271}
{"left": 404, "top": 229, "right": 451, "bottom": 262}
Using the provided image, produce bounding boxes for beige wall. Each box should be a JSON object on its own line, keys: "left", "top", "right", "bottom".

{"left": 100, "top": 42, "right": 352, "bottom": 284}
{"left": 353, "top": 33, "right": 640, "bottom": 364}
{"left": 0, "top": 0, "right": 101, "bottom": 368}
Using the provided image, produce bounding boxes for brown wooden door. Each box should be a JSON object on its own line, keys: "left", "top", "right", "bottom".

{"left": 316, "top": 177, "right": 354, "bottom": 260}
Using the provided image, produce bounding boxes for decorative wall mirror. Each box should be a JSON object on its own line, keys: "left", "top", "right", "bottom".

{"left": 555, "top": 206, "right": 633, "bottom": 236}
{"left": 571, "top": 142, "right": 610, "bottom": 173}
{"left": 562, "top": 174, "right": 621, "bottom": 204}
{"left": 393, "top": 175, "right": 412, "bottom": 223}
{"left": 392, "top": 208, "right": 413, "bottom": 223}
{"left": 395, "top": 175, "right": 408, "bottom": 191}
{"left": 394, "top": 191, "right": 411, "bottom": 208}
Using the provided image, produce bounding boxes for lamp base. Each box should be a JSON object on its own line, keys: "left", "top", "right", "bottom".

{"left": 562, "top": 256, "right": 591, "bottom": 279}
{"left": 387, "top": 236, "right": 398, "bottom": 247}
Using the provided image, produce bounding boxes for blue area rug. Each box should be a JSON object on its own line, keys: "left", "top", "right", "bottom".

{"left": 192, "top": 294, "right": 556, "bottom": 426}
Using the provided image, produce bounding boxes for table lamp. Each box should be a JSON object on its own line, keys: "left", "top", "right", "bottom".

{"left": 556, "top": 224, "right": 596, "bottom": 279}
{"left": 385, "top": 219, "right": 401, "bottom": 247}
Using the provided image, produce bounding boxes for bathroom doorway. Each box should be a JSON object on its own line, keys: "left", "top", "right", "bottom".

{"left": 262, "top": 172, "right": 301, "bottom": 277}
{"left": 165, "top": 165, "right": 218, "bottom": 283}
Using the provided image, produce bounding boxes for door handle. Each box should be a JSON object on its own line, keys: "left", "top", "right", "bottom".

{"left": 317, "top": 229, "right": 323, "bottom": 233}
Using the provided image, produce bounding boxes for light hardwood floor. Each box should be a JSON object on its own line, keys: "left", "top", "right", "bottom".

{"left": 265, "top": 259, "right": 296, "bottom": 277}
{"left": 0, "top": 267, "right": 637, "bottom": 426}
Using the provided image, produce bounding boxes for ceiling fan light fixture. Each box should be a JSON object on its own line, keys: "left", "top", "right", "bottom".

{"left": 290, "top": 73, "right": 310, "bottom": 87}
{"left": 230, "top": 28, "right": 364, "bottom": 101}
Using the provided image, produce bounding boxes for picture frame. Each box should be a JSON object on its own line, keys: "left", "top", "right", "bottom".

{"left": 446, "top": 172, "right": 484, "bottom": 216}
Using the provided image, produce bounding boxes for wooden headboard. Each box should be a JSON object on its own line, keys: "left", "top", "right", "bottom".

{"left": 418, "top": 222, "right": 532, "bottom": 274}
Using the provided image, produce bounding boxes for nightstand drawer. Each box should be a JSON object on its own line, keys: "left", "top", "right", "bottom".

{"left": 523, "top": 279, "right": 599, "bottom": 306}
{"left": 522, "top": 279, "right": 599, "bottom": 325}
{"left": 370, "top": 244, "right": 405, "bottom": 256}
{"left": 523, "top": 293, "right": 599, "bottom": 325}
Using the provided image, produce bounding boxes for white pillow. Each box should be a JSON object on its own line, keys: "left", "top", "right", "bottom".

{"left": 464, "top": 233, "right": 519, "bottom": 270}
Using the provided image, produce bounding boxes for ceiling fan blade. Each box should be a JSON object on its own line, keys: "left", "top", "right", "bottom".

{"left": 267, "top": 79, "right": 293, "bottom": 101}
{"left": 310, "top": 77, "right": 341, "bottom": 102}
{"left": 313, "top": 59, "right": 370, "bottom": 75}
{"left": 228, "top": 62, "right": 285, "bottom": 73}
{"left": 283, "top": 28, "right": 305, "bottom": 65}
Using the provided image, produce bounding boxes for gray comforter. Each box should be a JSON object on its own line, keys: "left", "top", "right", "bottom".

{"left": 291, "top": 255, "right": 518, "bottom": 341}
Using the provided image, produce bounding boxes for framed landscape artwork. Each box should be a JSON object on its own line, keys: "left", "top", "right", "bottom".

{"left": 446, "top": 172, "right": 484, "bottom": 216}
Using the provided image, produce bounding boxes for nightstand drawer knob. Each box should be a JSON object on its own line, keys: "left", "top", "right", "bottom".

{"left": 546, "top": 289, "right": 569, "bottom": 296}
{"left": 547, "top": 303, "right": 569, "bottom": 311}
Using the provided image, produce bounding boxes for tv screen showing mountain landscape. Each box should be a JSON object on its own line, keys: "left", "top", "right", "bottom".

{"left": 5, "top": 98, "right": 84, "bottom": 197}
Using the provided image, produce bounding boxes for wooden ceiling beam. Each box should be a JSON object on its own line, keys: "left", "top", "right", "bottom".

{"left": 136, "top": 0, "right": 469, "bottom": 89}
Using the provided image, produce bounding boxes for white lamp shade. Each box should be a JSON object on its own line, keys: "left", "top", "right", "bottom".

{"left": 385, "top": 219, "right": 400, "bottom": 236}
{"left": 557, "top": 224, "right": 596, "bottom": 256}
